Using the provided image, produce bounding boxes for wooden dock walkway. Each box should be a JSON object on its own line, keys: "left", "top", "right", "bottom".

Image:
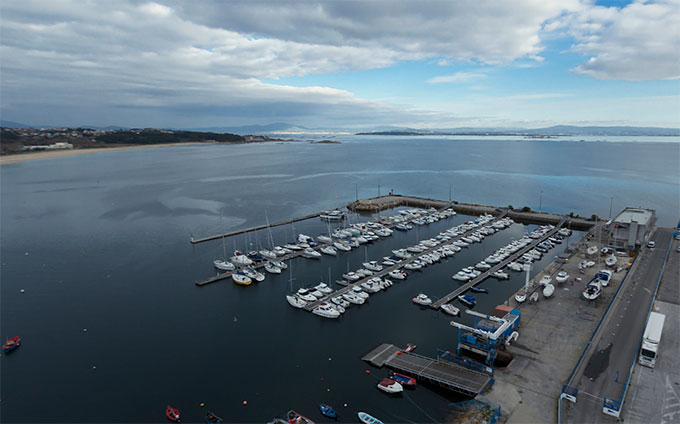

{"left": 362, "top": 343, "right": 493, "bottom": 396}
{"left": 190, "top": 212, "right": 321, "bottom": 244}
{"left": 302, "top": 210, "right": 509, "bottom": 310}
{"left": 431, "top": 217, "right": 567, "bottom": 309}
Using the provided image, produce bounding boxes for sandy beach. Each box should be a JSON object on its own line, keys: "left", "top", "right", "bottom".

{"left": 0, "top": 142, "right": 210, "bottom": 165}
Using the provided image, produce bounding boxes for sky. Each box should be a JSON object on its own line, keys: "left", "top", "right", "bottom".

{"left": 1, "top": 0, "right": 679, "bottom": 129}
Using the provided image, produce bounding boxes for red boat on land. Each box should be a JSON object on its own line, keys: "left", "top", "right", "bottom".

{"left": 166, "top": 405, "right": 180, "bottom": 422}
{"left": 390, "top": 372, "right": 416, "bottom": 386}
{"left": 3, "top": 337, "right": 20, "bottom": 353}
{"left": 403, "top": 343, "right": 416, "bottom": 353}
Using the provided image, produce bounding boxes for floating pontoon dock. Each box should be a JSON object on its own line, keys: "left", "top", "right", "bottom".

{"left": 431, "top": 217, "right": 567, "bottom": 309}
{"left": 362, "top": 343, "right": 493, "bottom": 396}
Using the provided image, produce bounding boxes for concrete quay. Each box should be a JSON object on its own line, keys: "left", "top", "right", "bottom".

{"left": 483, "top": 226, "right": 635, "bottom": 423}
{"left": 565, "top": 228, "right": 674, "bottom": 423}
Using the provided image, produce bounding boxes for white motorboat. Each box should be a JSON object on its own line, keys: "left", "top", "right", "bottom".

{"left": 382, "top": 259, "right": 396, "bottom": 266}
{"left": 343, "top": 272, "right": 361, "bottom": 281}
{"left": 404, "top": 262, "right": 422, "bottom": 271}
{"left": 361, "top": 280, "right": 381, "bottom": 293}
{"left": 213, "top": 259, "right": 235, "bottom": 271}
{"left": 357, "top": 268, "right": 374, "bottom": 277}
{"left": 351, "top": 286, "right": 369, "bottom": 299}
{"left": 392, "top": 249, "right": 411, "bottom": 259}
{"left": 286, "top": 294, "right": 306, "bottom": 308}
{"left": 296, "top": 288, "right": 317, "bottom": 302}
{"left": 452, "top": 271, "right": 471, "bottom": 281}
{"left": 259, "top": 249, "right": 277, "bottom": 260}
{"left": 596, "top": 269, "right": 613, "bottom": 287}
{"left": 515, "top": 290, "right": 527, "bottom": 303}
{"left": 582, "top": 281, "right": 602, "bottom": 300}
{"left": 492, "top": 270, "right": 509, "bottom": 280}
{"left": 475, "top": 261, "right": 491, "bottom": 271}
{"left": 320, "top": 246, "right": 338, "bottom": 256}
{"left": 539, "top": 275, "right": 552, "bottom": 286}
{"left": 406, "top": 245, "right": 425, "bottom": 253}
{"left": 377, "top": 378, "right": 403, "bottom": 394}
{"left": 315, "top": 282, "right": 333, "bottom": 294}
{"left": 362, "top": 261, "right": 383, "bottom": 272}
{"left": 412, "top": 293, "right": 432, "bottom": 306}
{"left": 585, "top": 261, "right": 595, "bottom": 268}
{"left": 231, "top": 250, "right": 253, "bottom": 266}
{"left": 312, "top": 302, "right": 340, "bottom": 319}
{"left": 453, "top": 240, "right": 469, "bottom": 248}
{"left": 232, "top": 271, "right": 252, "bottom": 286}
{"left": 389, "top": 270, "right": 407, "bottom": 280}
{"left": 243, "top": 267, "right": 265, "bottom": 282}
{"left": 264, "top": 262, "right": 282, "bottom": 274}
{"left": 586, "top": 245, "right": 598, "bottom": 257}
{"left": 555, "top": 271, "right": 569, "bottom": 283}
{"left": 342, "top": 292, "right": 365, "bottom": 304}
{"left": 605, "top": 255, "right": 617, "bottom": 267}
{"left": 331, "top": 296, "right": 349, "bottom": 308}
{"left": 441, "top": 303, "right": 460, "bottom": 316}
{"left": 317, "top": 235, "right": 333, "bottom": 244}
{"left": 334, "top": 241, "right": 351, "bottom": 252}
{"left": 273, "top": 246, "right": 290, "bottom": 256}
{"left": 303, "top": 248, "right": 322, "bottom": 259}
{"left": 271, "top": 260, "right": 287, "bottom": 269}
{"left": 543, "top": 283, "right": 555, "bottom": 298}
{"left": 297, "top": 233, "right": 313, "bottom": 243}
{"left": 285, "top": 243, "right": 302, "bottom": 251}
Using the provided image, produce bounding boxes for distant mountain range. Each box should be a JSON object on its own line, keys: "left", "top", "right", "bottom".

{"left": 2, "top": 120, "right": 678, "bottom": 136}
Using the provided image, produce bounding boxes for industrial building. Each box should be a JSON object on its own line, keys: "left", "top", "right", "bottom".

{"left": 607, "top": 208, "right": 656, "bottom": 251}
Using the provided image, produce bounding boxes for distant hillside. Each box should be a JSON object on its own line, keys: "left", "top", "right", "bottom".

{"left": 185, "top": 122, "right": 308, "bottom": 135}
{"left": 357, "top": 125, "right": 680, "bottom": 136}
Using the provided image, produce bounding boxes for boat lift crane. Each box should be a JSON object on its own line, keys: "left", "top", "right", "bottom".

{"left": 450, "top": 309, "right": 520, "bottom": 366}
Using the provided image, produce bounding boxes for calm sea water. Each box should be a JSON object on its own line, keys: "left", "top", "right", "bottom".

{"left": 1, "top": 136, "right": 678, "bottom": 422}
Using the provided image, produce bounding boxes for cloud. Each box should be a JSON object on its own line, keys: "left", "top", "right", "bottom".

{"left": 426, "top": 72, "right": 487, "bottom": 84}
{"left": 552, "top": 0, "right": 680, "bottom": 81}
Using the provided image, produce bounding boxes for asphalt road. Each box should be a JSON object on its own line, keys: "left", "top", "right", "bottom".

{"left": 568, "top": 227, "right": 673, "bottom": 423}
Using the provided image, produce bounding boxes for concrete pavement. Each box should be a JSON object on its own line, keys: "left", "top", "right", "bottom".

{"left": 566, "top": 228, "right": 674, "bottom": 423}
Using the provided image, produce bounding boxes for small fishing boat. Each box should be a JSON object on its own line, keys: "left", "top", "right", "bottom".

{"left": 3, "top": 336, "right": 20, "bottom": 353}
{"left": 166, "top": 405, "right": 180, "bottom": 423}
{"left": 205, "top": 411, "right": 223, "bottom": 424}
{"left": 543, "top": 283, "right": 555, "bottom": 298}
{"left": 286, "top": 410, "right": 315, "bottom": 424}
{"left": 457, "top": 295, "right": 476, "bottom": 307}
{"left": 362, "top": 261, "right": 383, "bottom": 272}
{"left": 469, "top": 286, "right": 488, "bottom": 293}
{"left": 412, "top": 293, "right": 432, "bottom": 306}
{"left": 605, "top": 255, "right": 617, "bottom": 267}
{"left": 441, "top": 303, "right": 460, "bottom": 316}
{"left": 303, "top": 248, "right": 322, "bottom": 259}
{"left": 377, "top": 377, "right": 403, "bottom": 394}
{"left": 515, "top": 290, "right": 527, "bottom": 303}
{"left": 539, "top": 275, "right": 552, "bottom": 286}
{"left": 318, "top": 403, "right": 337, "bottom": 419}
{"left": 403, "top": 343, "right": 416, "bottom": 352}
{"left": 358, "top": 412, "right": 384, "bottom": 424}
{"left": 390, "top": 372, "right": 416, "bottom": 386}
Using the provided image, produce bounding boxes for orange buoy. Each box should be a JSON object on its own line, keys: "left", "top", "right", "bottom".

{"left": 365, "top": 370, "right": 371, "bottom": 374}
{"left": 243, "top": 401, "right": 247, "bottom": 406}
